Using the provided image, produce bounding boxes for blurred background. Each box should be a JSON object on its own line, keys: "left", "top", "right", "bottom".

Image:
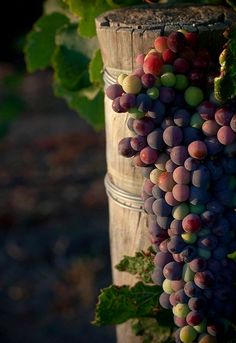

{"left": 0, "top": 1, "right": 115, "bottom": 342}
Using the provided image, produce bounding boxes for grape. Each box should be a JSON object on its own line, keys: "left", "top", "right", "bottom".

{"left": 190, "top": 112, "right": 204, "bottom": 129}
{"left": 174, "top": 316, "right": 187, "bottom": 328}
{"left": 158, "top": 172, "right": 176, "bottom": 192}
{"left": 230, "top": 114, "right": 236, "bottom": 132}
{"left": 112, "top": 96, "right": 125, "bottom": 113}
{"left": 161, "top": 72, "right": 176, "bottom": 87}
{"left": 163, "top": 261, "right": 183, "bottom": 280}
{"left": 117, "top": 73, "right": 128, "bottom": 85}
{"left": 185, "top": 86, "right": 204, "bottom": 107}
{"left": 184, "top": 281, "right": 201, "bottom": 298}
{"left": 185, "top": 32, "right": 198, "bottom": 46}
{"left": 173, "top": 166, "right": 191, "bottom": 184}
{"left": 182, "top": 214, "right": 201, "bottom": 233}
{"left": 163, "top": 126, "right": 183, "bottom": 147}
{"left": 170, "top": 146, "right": 189, "bottom": 165}
{"left": 174, "top": 58, "right": 190, "bottom": 74}
{"left": 205, "top": 160, "right": 223, "bottom": 180}
{"left": 159, "top": 292, "right": 172, "bottom": 309}
{"left": 143, "top": 52, "right": 163, "bottom": 76}
{"left": 147, "top": 128, "right": 164, "bottom": 150}
{"left": 152, "top": 198, "right": 172, "bottom": 216}
{"left": 148, "top": 100, "right": 166, "bottom": 122}
{"left": 151, "top": 266, "right": 164, "bottom": 285}
{"left": 175, "top": 289, "right": 189, "bottom": 304}
{"left": 165, "top": 191, "right": 180, "bottom": 206}
{"left": 217, "top": 126, "right": 236, "bottom": 145}
{"left": 194, "top": 320, "right": 207, "bottom": 334}
{"left": 188, "top": 70, "right": 205, "bottom": 87}
{"left": 175, "top": 74, "right": 189, "bottom": 90}
{"left": 188, "top": 297, "right": 206, "bottom": 311}
{"left": 215, "top": 107, "right": 233, "bottom": 126}
{"left": 173, "top": 304, "right": 190, "bottom": 319}
{"left": 156, "top": 216, "right": 172, "bottom": 230}
{"left": 141, "top": 166, "right": 154, "bottom": 178}
{"left": 140, "top": 147, "right": 159, "bottom": 164}
{"left": 191, "top": 166, "right": 210, "bottom": 188}
{"left": 133, "top": 154, "right": 147, "bottom": 167}
{"left": 181, "top": 233, "right": 197, "bottom": 244}
{"left": 152, "top": 184, "right": 164, "bottom": 199}
{"left": 159, "top": 87, "right": 175, "bottom": 104}
{"left": 141, "top": 73, "right": 156, "bottom": 88}
{"left": 147, "top": 87, "right": 159, "bottom": 99}
{"left": 183, "top": 127, "right": 203, "bottom": 145}
{"left": 155, "top": 153, "right": 169, "bottom": 171}
{"left": 166, "top": 159, "right": 178, "bottom": 172}
{"left": 162, "top": 48, "right": 177, "bottom": 63}
{"left": 150, "top": 168, "right": 163, "bottom": 184}
{"left": 172, "top": 184, "right": 190, "bottom": 202}
{"left": 171, "top": 280, "right": 185, "bottom": 292}
{"left": 194, "top": 271, "right": 214, "bottom": 289}
{"left": 143, "top": 179, "right": 155, "bottom": 195}
{"left": 189, "top": 203, "right": 205, "bottom": 215}
{"left": 198, "top": 101, "right": 216, "bottom": 121}
{"left": 184, "top": 157, "right": 200, "bottom": 171}
{"left": 198, "top": 248, "right": 211, "bottom": 260}
{"left": 202, "top": 120, "right": 220, "bottom": 137}
{"left": 127, "top": 117, "right": 135, "bottom": 132}
{"left": 189, "top": 258, "right": 207, "bottom": 272}
{"left": 170, "top": 219, "right": 184, "bottom": 235}
{"left": 161, "top": 117, "right": 175, "bottom": 130}
{"left": 198, "top": 334, "right": 217, "bottom": 343}
{"left": 144, "top": 196, "right": 155, "bottom": 214}
{"left": 167, "top": 236, "right": 186, "bottom": 254}
{"left": 181, "top": 245, "right": 197, "bottom": 262}
{"left": 172, "top": 203, "right": 189, "bottom": 220}
{"left": 190, "top": 186, "right": 209, "bottom": 205}
{"left": 133, "top": 117, "right": 155, "bottom": 135}
{"left": 182, "top": 264, "right": 195, "bottom": 282}
{"left": 167, "top": 31, "right": 186, "bottom": 53}
{"left": 174, "top": 109, "right": 190, "bottom": 127}
{"left": 186, "top": 311, "right": 204, "bottom": 326}
{"left": 106, "top": 83, "right": 123, "bottom": 100}
{"left": 188, "top": 140, "right": 208, "bottom": 160}
{"left": 132, "top": 67, "right": 144, "bottom": 78}
{"left": 200, "top": 211, "right": 216, "bottom": 227}
{"left": 136, "top": 93, "right": 152, "bottom": 112}
{"left": 130, "top": 135, "right": 147, "bottom": 151}
{"left": 154, "top": 36, "right": 168, "bottom": 53}
{"left": 122, "top": 75, "right": 142, "bottom": 94}
{"left": 119, "top": 93, "right": 136, "bottom": 111}
{"left": 204, "top": 137, "right": 223, "bottom": 155}
{"left": 118, "top": 137, "right": 136, "bottom": 157}
{"left": 207, "top": 259, "right": 221, "bottom": 273}
{"left": 159, "top": 238, "right": 170, "bottom": 252}
{"left": 154, "top": 251, "right": 173, "bottom": 268}
{"left": 128, "top": 107, "right": 145, "bottom": 119}
{"left": 179, "top": 325, "right": 197, "bottom": 343}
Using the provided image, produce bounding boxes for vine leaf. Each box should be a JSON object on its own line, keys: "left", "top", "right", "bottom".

{"left": 67, "top": 0, "right": 112, "bottom": 37}
{"left": 53, "top": 24, "right": 99, "bottom": 91}
{"left": 54, "top": 82, "right": 104, "bottom": 130}
{"left": 25, "top": 12, "right": 70, "bottom": 72}
{"left": 131, "top": 318, "right": 174, "bottom": 343}
{"left": 93, "top": 282, "right": 163, "bottom": 326}
{"left": 89, "top": 49, "right": 104, "bottom": 86}
{"left": 115, "top": 250, "right": 155, "bottom": 284}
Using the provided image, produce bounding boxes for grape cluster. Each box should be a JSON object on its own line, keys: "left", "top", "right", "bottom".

{"left": 106, "top": 30, "right": 236, "bottom": 343}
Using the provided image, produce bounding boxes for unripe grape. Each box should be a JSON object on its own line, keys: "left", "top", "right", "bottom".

{"left": 122, "top": 75, "right": 142, "bottom": 94}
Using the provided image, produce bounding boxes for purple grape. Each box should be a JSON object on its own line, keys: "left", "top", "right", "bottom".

{"left": 174, "top": 109, "right": 190, "bottom": 127}
{"left": 141, "top": 73, "right": 156, "bottom": 88}
{"left": 136, "top": 93, "right": 152, "bottom": 112}
{"left": 163, "top": 126, "right": 183, "bottom": 147}
{"left": 204, "top": 137, "right": 223, "bottom": 155}
{"left": 184, "top": 157, "right": 200, "bottom": 171}
{"left": 184, "top": 281, "right": 201, "bottom": 297}
{"left": 170, "top": 219, "right": 184, "bottom": 235}
{"left": 189, "top": 258, "right": 207, "bottom": 272}
{"left": 152, "top": 198, "right": 172, "bottom": 217}
{"left": 159, "top": 87, "right": 175, "bottom": 104}
{"left": 119, "top": 93, "right": 136, "bottom": 111}
{"left": 141, "top": 166, "right": 154, "bottom": 178}
{"left": 159, "top": 292, "right": 172, "bottom": 309}
{"left": 161, "top": 116, "right": 175, "bottom": 130}
{"left": 156, "top": 216, "right": 172, "bottom": 230}
{"left": 152, "top": 185, "right": 164, "bottom": 199}
{"left": 130, "top": 135, "right": 147, "bottom": 151}
{"left": 215, "top": 106, "right": 233, "bottom": 126}
{"left": 112, "top": 96, "right": 126, "bottom": 113}
{"left": 163, "top": 261, "right": 183, "bottom": 280}
{"left": 118, "top": 137, "right": 136, "bottom": 157}
{"left": 189, "top": 186, "right": 209, "bottom": 205}
{"left": 194, "top": 271, "right": 215, "bottom": 289}
{"left": 144, "top": 196, "right": 155, "bottom": 214}
{"left": 154, "top": 251, "right": 173, "bottom": 268}
{"left": 175, "top": 289, "right": 189, "bottom": 304}
{"left": 148, "top": 100, "right": 166, "bottom": 123}
{"left": 166, "top": 159, "right": 177, "bottom": 172}
{"left": 180, "top": 246, "right": 197, "bottom": 262}
{"left": 183, "top": 127, "right": 203, "bottom": 145}
{"left": 106, "top": 83, "right": 123, "bottom": 100}
{"left": 167, "top": 236, "right": 186, "bottom": 254}
{"left": 198, "top": 100, "right": 216, "bottom": 120}
{"left": 143, "top": 179, "right": 155, "bottom": 195}
{"left": 133, "top": 117, "right": 155, "bottom": 136}
{"left": 191, "top": 166, "right": 210, "bottom": 188}
{"left": 151, "top": 267, "right": 164, "bottom": 285}
{"left": 206, "top": 160, "right": 223, "bottom": 180}
{"left": 170, "top": 146, "right": 188, "bottom": 165}
{"left": 127, "top": 117, "right": 135, "bottom": 132}
{"left": 188, "top": 297, "right": 206, "bottom": 311}
{"left": 147, "top": 128, "right": 164, "bottom": 150}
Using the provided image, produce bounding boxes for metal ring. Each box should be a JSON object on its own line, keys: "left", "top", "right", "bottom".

{"left": 104, "top": 174, "right": 144, "bottom": 212}
{"left": 103, "top": 69, "right": 117, "bottom": 86}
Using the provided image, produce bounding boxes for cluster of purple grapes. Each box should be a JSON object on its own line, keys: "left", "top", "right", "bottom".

{"left": 106, "top": 30, "right": 236, "bottom": 343}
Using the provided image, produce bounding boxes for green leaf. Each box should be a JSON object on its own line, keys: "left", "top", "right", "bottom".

{"left": 89, "top": 49, "right": 104, "bottom": 86}
{"left": 53, "top": 24, "right": 99, "bottom": 90}
{"left": 54, "top": 81, "right": 104, "bottom": 130}
{"left": 25, "top": 13, "right": 70, "bottom": 72}
{"left": 93, "top": 282, "right": 162, "bottom": 326}
{"left": 131, "top": 318, "right": 173, "bottom": 343}
{"left": 67, "top": 0, "right": 112, "bottom": 37}
{"left": 116, "top": 250, "right": 155, "bottom": 284}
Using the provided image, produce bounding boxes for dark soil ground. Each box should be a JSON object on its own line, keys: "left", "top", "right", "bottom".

{"left": 0, "top": 67, "right": 116, "bottom": 342}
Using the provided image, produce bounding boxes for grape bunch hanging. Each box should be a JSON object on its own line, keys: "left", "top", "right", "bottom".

{"left": 106, "top": 30, "right": 236, "bottom": 343}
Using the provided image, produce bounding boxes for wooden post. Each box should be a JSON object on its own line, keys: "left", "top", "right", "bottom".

{"left": 96, "top": 5, "right": 236, "bottom": 343}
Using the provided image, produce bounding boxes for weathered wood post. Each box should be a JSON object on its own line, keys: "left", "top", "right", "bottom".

{"left": 96, "top": 5, "right": 236, "bottom": 343}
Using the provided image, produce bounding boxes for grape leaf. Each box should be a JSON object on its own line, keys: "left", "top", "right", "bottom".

{"left": 131, "top": 318, "right": 173, "bottom": 343}
{"left": 93, "top": 282, "right": 162, "bottom": 326}
{"left": 54, "top": 81, "right": 104, "bottom": 129}
{"left": 53, "top": 24, "right": 99, "bottom": 91}
{"left": 89, "top": 49, "right": 104, "bottom": 86}
{"left": 67, "top": 0, "right": 112, "bottom": 37}
{"left": 115, "top": 250, "right": 155, "bottom": 284}
{"left": 25, "top": 13, "right": 70, "bottom": 72}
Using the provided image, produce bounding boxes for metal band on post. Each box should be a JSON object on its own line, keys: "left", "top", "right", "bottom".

{"left": 104, "top": 174, "right": 144, "bottom": 212}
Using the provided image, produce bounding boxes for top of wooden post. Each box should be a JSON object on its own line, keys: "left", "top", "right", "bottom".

{"left": 96, "top": 4, "right": 236, "bottom": 77}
